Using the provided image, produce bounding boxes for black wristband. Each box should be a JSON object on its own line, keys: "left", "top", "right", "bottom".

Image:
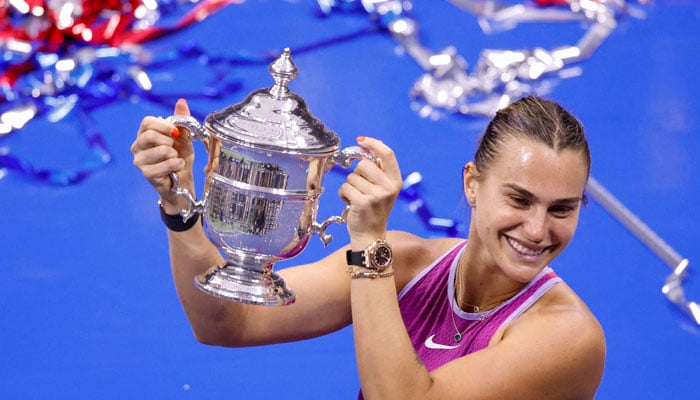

{"left": 158, "top": 201, "right": 200, "bottom": 232}
{"left": 346, "top": 249, "right": 366, "bottom": 267}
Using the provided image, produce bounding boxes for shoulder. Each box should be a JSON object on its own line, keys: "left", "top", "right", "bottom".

{"left": 385, "top": 230, "right": 464, "bottom": 291}
{"left": 427, "top": 283, "right": 605, "bottom": 399}
{"left": 503, "top": 283, "right": 605, "bottom": 353}
{"left": 496, "top": 284, "right": 606, "bottom": 397}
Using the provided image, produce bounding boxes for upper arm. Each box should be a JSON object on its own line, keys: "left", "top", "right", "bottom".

{"left": 221, "top": 231, "right": 453, "bottom": 347}
{"left": 250, "top": 231, "right": 451, "bottom": 344}
{"left": 216, "top": 246, "right": 354, "bottom": 347}
{"left": 426, "top": 308, "right": 606, "bottom": 400}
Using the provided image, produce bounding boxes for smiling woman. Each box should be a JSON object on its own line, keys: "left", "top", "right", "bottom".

{"left": 463, "top": 133, "right": 590, "bottom": 284}
{"left": 131, "top": 95, "right": 605, "bottom": 400}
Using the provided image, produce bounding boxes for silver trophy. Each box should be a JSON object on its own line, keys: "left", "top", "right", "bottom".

{"left": 166, "top": 48, "right": 374, "bottom": 306}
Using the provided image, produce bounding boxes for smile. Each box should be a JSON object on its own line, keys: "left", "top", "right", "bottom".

{"left": 506, "top": 236, "right": 547, "bottom": 257}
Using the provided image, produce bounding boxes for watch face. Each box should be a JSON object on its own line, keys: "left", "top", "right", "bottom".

{"left": 371, "top": 244, "right": 392, "bottom": 270}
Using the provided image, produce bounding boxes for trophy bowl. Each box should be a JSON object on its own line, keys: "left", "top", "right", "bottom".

{"left": 166, "top": 48, "right": 374, "bottom": 306}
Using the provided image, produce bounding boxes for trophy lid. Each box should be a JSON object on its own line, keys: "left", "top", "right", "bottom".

{"left": 205, "top": 48, "right": 340, "bottom": 155}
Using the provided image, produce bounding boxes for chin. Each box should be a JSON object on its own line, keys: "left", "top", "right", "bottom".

{"left": 507, "top": 265, "right": 545, "bottom": 283}
{"left": 505, "top": 252, "right": 557, "bottom": 283}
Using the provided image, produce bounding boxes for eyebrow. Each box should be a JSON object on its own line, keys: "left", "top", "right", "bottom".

{"left": 503, "top": 183, "right": 583, "bottom": 204}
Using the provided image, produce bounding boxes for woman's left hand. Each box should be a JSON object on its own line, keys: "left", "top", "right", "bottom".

{"left": 338, "top": 136, "right": 403, "bottom": 248}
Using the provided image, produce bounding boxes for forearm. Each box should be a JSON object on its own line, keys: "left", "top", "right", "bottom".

{"left": 351, "top": 277, "right": 433, "bottom": 399}
{"left": 165, "top": 222, "right": 248, "bottom": 346}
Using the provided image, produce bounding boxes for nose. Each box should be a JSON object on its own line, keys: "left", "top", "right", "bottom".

{"left": 523, "top": 207, "right": 547, "bottom": 243}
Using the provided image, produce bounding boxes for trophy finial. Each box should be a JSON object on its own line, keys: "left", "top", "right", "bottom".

{"left": 269, "top": 48, "right": 298, "bottom": 98}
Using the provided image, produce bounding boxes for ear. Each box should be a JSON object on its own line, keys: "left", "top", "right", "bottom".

{"left": 463, "top": 162, "right": 479, "bottom": 206}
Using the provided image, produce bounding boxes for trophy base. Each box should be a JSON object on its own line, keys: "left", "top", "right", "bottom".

{"left": 194, "top": 262, "right": 295, "bottom": 306}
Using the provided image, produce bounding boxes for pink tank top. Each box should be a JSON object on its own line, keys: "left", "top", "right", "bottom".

{"left": 357, "top": 241, "right": 562, "bottom": 398}
{"left": 398, "top": 240, "right": 562, "bottom": 370}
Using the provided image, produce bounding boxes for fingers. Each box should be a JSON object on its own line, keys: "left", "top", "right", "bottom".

{"left": 170, "top": 99, "right": 196, "bottom": 156}
{"left": 356, "top": 136, "right": 401, "bottom": 180}
{"left": 169, "top": 99, "right": 191, "bottom": 138}
{"left": 132, "top": 134, "right": 184, "bottom": 195}
{"left": 351, "top": 136, "right": 402, "bottom": 193}
{"left": 131, "top": 117, "right": 181, "bottom": 171}
{"left": 133, "top": 139, "right": 184, "bottom": 175}
{"left": 143, "top": 115, "right": 174, "bottom": 137}
{"left": 341, "top": 162, "right": 400, "bottom": 211}
{"left": 131, "top": 100, "right": 194, "bottom": 195}
{"left": 338, "top": 136, "right": 403, "bottom": 241}
{"left": 132, "top": 99, "right": 192, "bottom": 156}
{"left": 174, "top": 98, "right": 191, "bottom": 116}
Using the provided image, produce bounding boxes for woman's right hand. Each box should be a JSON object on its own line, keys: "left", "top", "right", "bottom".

{"left": 131, "top": 99, "right": 195, "bottom": 207}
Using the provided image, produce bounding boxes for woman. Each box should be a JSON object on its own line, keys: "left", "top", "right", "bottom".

{"left": 131, "top": 95, "right": 606, "bottom": 399}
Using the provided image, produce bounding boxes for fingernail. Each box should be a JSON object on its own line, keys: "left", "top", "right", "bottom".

{"left": 171, "top": 127, "right": 180, "bottom": 138}
{"left": 357, "top": 136, "right": 366, "bottom": 142}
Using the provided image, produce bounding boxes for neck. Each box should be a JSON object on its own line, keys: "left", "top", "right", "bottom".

{"left": 454, "top": 241, "right": 525, "bottom": 313}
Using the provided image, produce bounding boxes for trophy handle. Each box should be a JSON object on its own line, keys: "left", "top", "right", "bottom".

{"left": 312, "top": 146, "right": 380, "bottom": 246}
{"left": 165, "top": 115, "right": 209, "bottom": 221}
{"left": 331, "top": 145, "right": 379, "bottom": 169}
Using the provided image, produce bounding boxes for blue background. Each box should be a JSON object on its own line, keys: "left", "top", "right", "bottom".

{"left": 1, "top": 1, "right": 698, "bottom": 398}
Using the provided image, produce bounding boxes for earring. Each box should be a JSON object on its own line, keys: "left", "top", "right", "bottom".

{"left": 470, "top": 197, "right": 476, "bottom": 206}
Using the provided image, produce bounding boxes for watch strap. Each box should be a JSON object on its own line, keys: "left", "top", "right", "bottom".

{"left": 346, "top": 249, "right": 366, "bottom": 267}
{"left": 159, "top": 201, "right": 200, "bottom": 232}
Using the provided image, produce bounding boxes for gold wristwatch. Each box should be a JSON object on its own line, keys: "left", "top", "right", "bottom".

{"left": 346, "top": 239, "right": 393, "bottom": 271}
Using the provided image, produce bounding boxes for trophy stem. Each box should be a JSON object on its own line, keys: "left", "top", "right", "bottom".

{"left": 194, "top": 260, "right": 295, "bottom": 306}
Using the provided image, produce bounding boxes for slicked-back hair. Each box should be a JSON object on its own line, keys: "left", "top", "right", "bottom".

{"left": 474, "top": 96, "right": 591, "bottom": 180}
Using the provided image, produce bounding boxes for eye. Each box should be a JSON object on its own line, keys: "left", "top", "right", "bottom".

{"left": 509, "top": 195, "right": 529, "bottom": 208}
{"left": 549, "top": 204, "right": 575, "bottom": 218}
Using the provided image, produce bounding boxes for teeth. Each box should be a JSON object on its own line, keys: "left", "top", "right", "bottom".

{"left": 507, "top": 237, "right": 545, "bottom": 257}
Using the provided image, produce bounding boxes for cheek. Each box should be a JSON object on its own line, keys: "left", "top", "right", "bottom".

{"left": 552, "top": 216, "right": 580, "bottom": 245}
{"left": 474, "top": 204, "right": 516, "bottom": 240}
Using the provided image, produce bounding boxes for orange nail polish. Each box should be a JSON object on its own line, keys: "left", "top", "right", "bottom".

{"left": 171, "top": 127, "right": 180, "bottom": 138}
{"left": 357, "top": 136, "right": 366, "bottom": 142}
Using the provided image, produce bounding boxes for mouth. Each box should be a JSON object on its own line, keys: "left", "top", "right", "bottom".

{"left": 505, "top": 236, "right": 549, "bottom": 258}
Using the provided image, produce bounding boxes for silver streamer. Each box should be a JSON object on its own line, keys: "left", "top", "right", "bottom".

{"left": 319, "top": 0, "right": 648, "bottom": 118}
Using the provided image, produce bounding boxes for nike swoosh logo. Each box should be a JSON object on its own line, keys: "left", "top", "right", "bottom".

{"left": 424, "top": 334, "right": 460, "bottom": 350}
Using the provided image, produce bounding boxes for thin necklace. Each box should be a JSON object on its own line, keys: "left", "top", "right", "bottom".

{"left": 449, "top": 305, "right": 485, "bottom": 342}
{"left": 451, "top": 259, "right": 502, "bottom": 342}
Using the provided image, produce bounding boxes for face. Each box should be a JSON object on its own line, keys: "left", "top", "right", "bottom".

{"left": 465, "top": 136, "right": 589, "bottom": 283}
